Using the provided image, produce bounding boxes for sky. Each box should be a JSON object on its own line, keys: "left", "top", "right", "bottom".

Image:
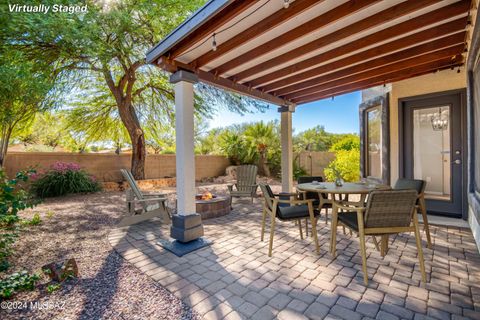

{"left": 207, "top": 91, "right": 362, "bottom": 134}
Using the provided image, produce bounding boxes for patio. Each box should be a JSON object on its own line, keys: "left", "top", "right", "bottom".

{"left": 109, "top": 185, "right": 480, "bottom": 320}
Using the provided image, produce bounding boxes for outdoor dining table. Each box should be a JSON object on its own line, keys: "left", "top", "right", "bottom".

{"left": 296, "top": 181, "right": 391, "bottom": 204}
{"left": 296, "top": 181, "right": 392, "bottom": 253}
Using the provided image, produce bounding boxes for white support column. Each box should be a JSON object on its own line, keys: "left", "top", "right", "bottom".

{"left": 171, "top": 70, "right": 198, "bottom": 215}
{"left": 279, "top": 104, "right": 295, "bottom": 193}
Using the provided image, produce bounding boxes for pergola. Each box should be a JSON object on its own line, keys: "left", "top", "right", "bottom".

{"left": 146, "top": 0, "right": 472, "bottom": 239}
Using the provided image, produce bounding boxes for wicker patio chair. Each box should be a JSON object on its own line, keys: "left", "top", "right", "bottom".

{"left": 394, "top": 178, "right": 432, "bottom": 248}
{"left": 297, "top": 176, "right": 334, "bottom": 224}
{"left": 227, "top": 165, "right": 259, "bottom": 205}
{"left": 331, "top": 190, "right": 426, "bottom": 285}
{"left": 119, "top": 169, "right": 171, "bottom": 227}
{"left": 260, "top": 184, "right": 320, "bottom": 257}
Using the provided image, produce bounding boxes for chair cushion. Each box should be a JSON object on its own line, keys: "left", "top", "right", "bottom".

{"left": 297, "top": 176, "right": 324, "bottom": 184}
{"left": 338, "top": 212, "right": 359, "bottom": 231}
{"left": 277, "top": 205, "right": 318, "bottom": 220}
{"left": 297, "top": 176, "right": 327, "bottom": 200}
{"left": 393, "top": 179, "right": 425, "bottom": 194}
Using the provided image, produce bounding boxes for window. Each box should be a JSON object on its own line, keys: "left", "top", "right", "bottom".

{"left": 359, "top": 94, "right": 390, "bottom": 184}
{"left": 366, "top": 106, "right": 382, "bottom": 179}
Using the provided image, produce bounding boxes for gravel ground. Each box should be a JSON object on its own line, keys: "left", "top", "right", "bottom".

{"left": 0, "top": 191, "right": 201, "bottom": 320}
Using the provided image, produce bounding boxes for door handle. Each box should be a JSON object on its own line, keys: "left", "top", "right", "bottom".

{"left": 454, "top": 159, "right": 461, "bottom": 164}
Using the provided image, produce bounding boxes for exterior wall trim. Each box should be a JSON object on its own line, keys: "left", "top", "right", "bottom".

{"left": 467, "top": 7, "right": 480, "bottom": 227}
{"left": 359, "top": 93, "right": 390, "bottom": 184}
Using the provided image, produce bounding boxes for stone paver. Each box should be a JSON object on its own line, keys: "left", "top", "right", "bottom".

{"left": 110, "top": 185, "right": 480, "bottom": 319}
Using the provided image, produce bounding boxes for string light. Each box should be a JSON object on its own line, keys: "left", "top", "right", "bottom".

{"left": 179, "top": 0, "right": 272, "bottom": 57}
{"left": 283, "top": 0, "right": 290, "bottom": 9}
{"left": 212, "top": 33, "right": 217, "bottom": 51}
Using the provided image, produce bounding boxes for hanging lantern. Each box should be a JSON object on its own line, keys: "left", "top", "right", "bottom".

{"left": 431, "top": 107, "right": 448, "bottom": 131}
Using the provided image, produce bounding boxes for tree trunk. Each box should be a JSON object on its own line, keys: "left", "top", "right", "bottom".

{"left": 258, "top": 150, "right": 270, "bottom": 177}
{"left": 118, "top": 101, "right": 146, "bottom": 180}
{"left": 0, "top": 127, "right": 12, "bottom": 168}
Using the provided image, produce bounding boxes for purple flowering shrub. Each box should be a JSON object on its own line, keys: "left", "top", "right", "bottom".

{"left": 31, "top": 162, "right": 101, "bottom": 198}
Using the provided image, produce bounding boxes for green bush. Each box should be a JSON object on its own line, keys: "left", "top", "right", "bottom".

{"left": 0, "top": 271, "right": 40, "bottom": 299}
{"left": 324, "top": 149, "right": 360, "bottom": 182}
{"left": 329, "top": 134, "right": 360, "bottom": 151}
{"left": 31, "top": 162, "right": 101, "bottom": 198}
{"left": 0, "top": 169, "right": 39, "bottom": 271}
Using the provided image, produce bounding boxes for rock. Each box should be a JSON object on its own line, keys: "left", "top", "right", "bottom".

{"left": 225, "top": 165, "right": 238, "bottom": 178}
{"left": 42, "top": 258, "right": 78, "bottom": 282}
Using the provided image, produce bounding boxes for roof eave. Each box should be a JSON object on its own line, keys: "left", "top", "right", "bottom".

{"left": 146, "top": 0, "right": 232, "bottom": 64}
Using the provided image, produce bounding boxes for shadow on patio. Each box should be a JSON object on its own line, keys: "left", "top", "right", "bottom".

{"left": 109, "top": 195, "right": 480, "bottom": 320}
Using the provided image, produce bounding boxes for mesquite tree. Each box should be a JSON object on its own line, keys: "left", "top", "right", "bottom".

{"left": 0, "top": 51, "right": 55, "bottom": 167}
{"left": 4, "top": 0, "right": 266, "bottom": 179}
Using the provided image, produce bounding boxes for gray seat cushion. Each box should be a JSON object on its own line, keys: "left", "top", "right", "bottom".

{"left": 277, "top": 205, "right": 319, "bottom": 221}
{"left": 394, "top": 179, "right": 425, "bottom": 194}
{"left": 338, "top": 212, "right": 359, "bottom": 231}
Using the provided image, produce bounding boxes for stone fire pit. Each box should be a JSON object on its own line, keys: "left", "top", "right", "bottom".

{"left": 195, "top": 192, "right": 231, "bottom": 220}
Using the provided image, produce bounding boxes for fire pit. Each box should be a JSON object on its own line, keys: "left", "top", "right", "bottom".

{"left": 195, "top": 191, "right": 231, "bottom": 220}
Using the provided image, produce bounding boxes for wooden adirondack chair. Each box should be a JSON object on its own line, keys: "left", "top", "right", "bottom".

{"left": 119, "top": 169, "right": 171, "bottom": 227}
{"left": 227, "top": 165, "right": 259, "bottom": 205}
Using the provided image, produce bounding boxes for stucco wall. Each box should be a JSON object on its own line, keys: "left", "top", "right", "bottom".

{"left": 3, "top": 152, "right": 231, "bottom": 182}
{"left": 388, "top": 68, "right": 467, "bottom": 184}
{"left": 296, "top": 151, "right": 336, "bottom": 178}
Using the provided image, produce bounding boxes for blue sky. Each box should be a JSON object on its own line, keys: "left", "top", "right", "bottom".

{"left": 207, "top": 91, "right": 362, "bottom": 134}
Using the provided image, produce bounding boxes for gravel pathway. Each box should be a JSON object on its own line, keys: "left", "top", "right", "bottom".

{"left": 0, "top": 191, "right": 200, "bottom": 320}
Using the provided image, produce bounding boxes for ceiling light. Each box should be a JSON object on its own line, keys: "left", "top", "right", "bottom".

{"left": 212, "top": 33, "right": 217, "bottom": 51}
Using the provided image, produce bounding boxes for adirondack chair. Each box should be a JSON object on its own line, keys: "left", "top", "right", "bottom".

{"left": 119, "top": 169, "right": 171, "bottom": 227}
{"left": 227, "top": 165, "right": 258, "bottom": 205}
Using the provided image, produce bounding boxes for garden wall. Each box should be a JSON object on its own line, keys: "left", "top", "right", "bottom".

{"left": 4, "top": 151, "right": 336, "bottom": 182}
{"left": 295, "top": 151, "right": 336, "bottom": 178}
{"left": 4, "top": 152, "right": 231, "bottom": 182}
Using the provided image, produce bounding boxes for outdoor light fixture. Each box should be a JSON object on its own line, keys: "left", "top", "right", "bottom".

{"left": 283, "top": 0, "right": 290, "bottom": 9}
{"left": 431, "top": 108, "right": 448, "bottom": 131}
{"left": 212, "top": 33, "right": 217, "bottom": 51}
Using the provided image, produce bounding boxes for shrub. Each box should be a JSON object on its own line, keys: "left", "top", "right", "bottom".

{"left": 329, "top": 134, "right": 360, "bottom": 151}
{"left": 22, "top": 213, "right": 42, "bottom": 226}
{"left": 0, "top": 169, "right": 39, "bottom": 271}
{"left": 324, "top": 149, "right": 360, "bottom": 182}
{"left": 31, "top": 162, "right": 101, "bottom": 198}
{"left": 0, "top": 271, "right": 40, "bottom": 299}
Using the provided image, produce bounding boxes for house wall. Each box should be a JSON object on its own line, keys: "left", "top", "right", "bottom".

{"left": 388, "top": 68, "right": 467, "bottom": 185}
{"left": 363, "top": 63, "right": 480, "bottom": 252}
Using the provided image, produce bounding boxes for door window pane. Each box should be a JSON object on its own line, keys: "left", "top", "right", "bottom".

{"left": 366, "top": 106, "right": 382, "bottom": 178}
{"left": 413, "top": 106, "right": 451, "bottom": 200}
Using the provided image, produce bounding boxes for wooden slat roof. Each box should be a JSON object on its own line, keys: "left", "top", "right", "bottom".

{"left": 147, "top": 0, "right": 474, "bottom": 106}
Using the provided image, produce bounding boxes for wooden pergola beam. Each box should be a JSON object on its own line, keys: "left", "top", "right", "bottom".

{"left": 169, "top": 0, "right": 261, "bottom": 59}
{"left": 232, "top": 0, "right": 442, "bottom": 82}
{"left": 286, "top": 46, "right": 464, "bottom": 101}
{"left": 156, "top": 57, "right": 287, "bottom": 106}
{"left": 262, "top": 19, "right": 468, "bottom": 93}
{"left": 191, "top": 0, "right": 321, "bottom": 68}
{"left": 275, "top": 33, "right": 466, "bottom": 97}
{"left": 244, "top": 0, "right": 472, "bottom": 87}
{"left": 292, "top": 56, "right": 464, "bottom": 104}
{"left": 211, "top": 0, "right": 379, "bottom": 76}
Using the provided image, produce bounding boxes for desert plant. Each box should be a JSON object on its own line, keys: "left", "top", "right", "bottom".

{"left": 22, "top": 213, "right": 41, "bottom": 226}
{"left": 324, "top": 150, "right": 361, "bottom": 182}
{"left": 0, "top": 169, "right": 38, "bottom": 271}
{"left": 46, "top": 283, "right": 61, "bottom": 294}
{"left": 31, "top": 162, "right": 101, "bottom": 198}
{"left": 0, "top": 271, "right": 40, "bottom": 299}
{"left": 293, "top": 162, "right": 309, "bottom": 181}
